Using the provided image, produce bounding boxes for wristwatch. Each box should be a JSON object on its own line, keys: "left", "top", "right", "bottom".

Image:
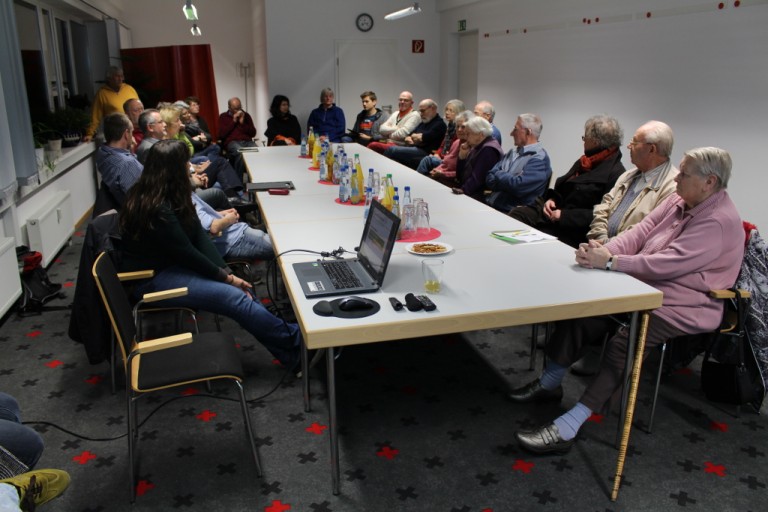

{"left": 605, "top": 256, "right": 615, "bottom": 271}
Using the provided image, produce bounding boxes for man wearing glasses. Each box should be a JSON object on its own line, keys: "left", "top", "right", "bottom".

{"left": 588, "top": 120, "right": 678, "bottom": 243}
{"left": 383, "top": 99, "right": 447, "bottom": 169}
{"left": 368, "top": 91, "right": 421, "bottom": 154}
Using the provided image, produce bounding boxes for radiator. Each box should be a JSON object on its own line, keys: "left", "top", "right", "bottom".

{"left": 26, "top": 190, "right": 74, "bottom": 267}
{"left": 0, "top": 237, "right": 22, "bottom": 317}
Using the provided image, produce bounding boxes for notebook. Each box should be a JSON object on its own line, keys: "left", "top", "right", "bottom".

{"left": 293, "top": 200, "right": 401, "bottom": 298}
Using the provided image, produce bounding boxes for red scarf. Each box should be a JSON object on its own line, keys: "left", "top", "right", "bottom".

{"left": 575, "top": 147, "right": 617, "bottom": 177}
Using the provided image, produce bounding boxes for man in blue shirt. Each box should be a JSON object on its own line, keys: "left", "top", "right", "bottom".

{"left": 95, "top": 113, "right": 144, "bottom": 205}
{"left": 485, "top": 113, "right": 552, "bottom": 213}
{"left": 307, "top": 88, "right": 346, "bottom": 143}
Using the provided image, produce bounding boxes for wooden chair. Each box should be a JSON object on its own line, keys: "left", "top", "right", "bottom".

{"left": 91, "top": 252, "right": 262, "bottom": 502}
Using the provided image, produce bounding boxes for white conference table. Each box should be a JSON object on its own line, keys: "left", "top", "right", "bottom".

{"left": 244, "top": 144, "right": 662, "bottom": 494}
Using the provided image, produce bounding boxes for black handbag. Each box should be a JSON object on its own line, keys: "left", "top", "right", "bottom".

{"left": 701, "top": 289, "right": 760, "bottom": 406}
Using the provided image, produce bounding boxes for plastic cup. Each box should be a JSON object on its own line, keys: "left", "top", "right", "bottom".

{"left": 422, "top": 259, "right": 444, "bottom": 293}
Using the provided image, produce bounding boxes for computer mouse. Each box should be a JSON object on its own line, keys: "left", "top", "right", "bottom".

{"left": 338, "top": 297, "right": 374, "bottom": 312}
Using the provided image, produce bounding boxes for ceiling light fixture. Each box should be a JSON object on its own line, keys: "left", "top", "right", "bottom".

{"left": 183, "top": 1, "right": 198, "bottom": 21}
{"left": 385, "top": 2, "right": 422, "bottom": 21}
{"left": 190, "top": 24, "right": 202, "bottom": 36}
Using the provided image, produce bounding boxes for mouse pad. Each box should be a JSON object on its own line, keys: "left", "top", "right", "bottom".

{"left": 312, "top": 297, "right": 381, "bottom": 318}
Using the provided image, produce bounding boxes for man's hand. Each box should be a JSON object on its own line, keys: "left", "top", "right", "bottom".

{"left": 411, "top": 133, "right": 423, "bottom": 144}
{"left": 543, "top": 199, "right": 560, "bottom": 221}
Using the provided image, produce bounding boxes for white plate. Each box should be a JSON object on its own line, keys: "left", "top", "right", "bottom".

{"left": 406, "top": 242, "right": 453, "bottom": 256}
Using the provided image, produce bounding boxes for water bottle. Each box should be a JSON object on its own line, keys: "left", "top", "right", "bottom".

{"left": 363, "top": 187, "right": 372, "bottom": 218}
{"left": 392, "top": 195, "right": 402, "bottom": 238}
{"left": 367, "top": 168, "right": 375, "bottom": 191}
{"left": 339, "top": 174, "right": 351, "bottom": 203}
{"left": 319, "top": 151, "right": 328, "bottom": 181}
{"left": 300, "top": 135, "right": 307, "bottom": 157}
{"left": 403, "top": 186, "right": 412, "bottom": 206}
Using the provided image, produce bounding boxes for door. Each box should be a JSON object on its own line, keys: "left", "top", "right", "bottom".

{"left": 335, "top": 40, "right": 399, "bottom": 129}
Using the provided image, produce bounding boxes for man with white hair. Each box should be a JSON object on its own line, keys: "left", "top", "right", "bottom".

{"left": 474, "top": 100, "right": 503, "bottom": 146}
{"left": 485, "top": 113, "right": 552, "bottom": 213}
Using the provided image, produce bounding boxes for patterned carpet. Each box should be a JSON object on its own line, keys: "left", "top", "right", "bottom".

{"left": 1, "top": 229, "right": 766, "bottom": 511}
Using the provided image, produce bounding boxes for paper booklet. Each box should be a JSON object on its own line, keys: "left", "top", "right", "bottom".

{"left": 491, "top": 229, "right": 557, "bottom": 244}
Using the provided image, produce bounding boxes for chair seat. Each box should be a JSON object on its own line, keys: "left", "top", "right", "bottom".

{"left": 135, "top": 332, "right": 243, "bottom": 391}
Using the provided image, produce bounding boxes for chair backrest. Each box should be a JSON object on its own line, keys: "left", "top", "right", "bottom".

{"left": 91, "top": 252, "right": 137, "bottom": 366}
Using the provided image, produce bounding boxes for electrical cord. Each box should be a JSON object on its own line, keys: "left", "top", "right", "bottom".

{"left": 21, "top": 366, "right": 297, "bottom": 442}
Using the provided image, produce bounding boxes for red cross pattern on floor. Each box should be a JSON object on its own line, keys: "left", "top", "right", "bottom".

{"left": 305, "top": 422, "right": 328, "bottom": 435}
{"left": 512, "top": 459, "right": 535, "bottom": 474}
{"left": 196, "top": 410, "right": 217, "bottom": 422}
{"left": 265, "top": 499, "right": 291, "bottom": 512}
{"left": 136, "top": 480, "right": 155, "bottom": 496}
{"left": 377, "top": 446, "right": 399, "bottom": 460}
{"left": 703, "top": 461, "right": 727, "bottom": 477}
{"left": 72, "top": 451, "right": 97, "bottom": 465}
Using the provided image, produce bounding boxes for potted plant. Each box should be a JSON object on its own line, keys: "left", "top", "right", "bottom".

{"left": 45, "top": 107, "right": 90, "bottom": 147}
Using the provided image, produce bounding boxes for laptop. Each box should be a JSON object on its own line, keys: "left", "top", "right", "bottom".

{"left": 293, "top": 200, "right": 401, "bottom": 298}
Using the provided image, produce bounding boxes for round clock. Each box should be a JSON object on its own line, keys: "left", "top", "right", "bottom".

{"left": 356, "top": 13, "right": 374, "bottom": 32}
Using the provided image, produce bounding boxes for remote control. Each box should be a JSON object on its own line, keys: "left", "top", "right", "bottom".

{"left": 415, "top": 294, "right": 437, "bottom": 311}
{"left": 389, "top": 297, "right": 404, "bottom": 311}
{"left": 404, "top": 293, "right": 424, "bottom": 312}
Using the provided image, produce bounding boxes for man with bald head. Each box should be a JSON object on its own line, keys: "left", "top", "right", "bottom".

{"left": 219, "top": 97, "right": 257, "bottom": 176}
{"left": 368, "top": 91, "right": 421, "bottom": 154}
{"left": 474, "top": 100, "right": 502, "bottom": 146}
{"left": 588, "top": 120, "right": 678, "bottom": 242}
{"left": 123, "top": 98, "right": 144, "bottom": 148}
{"left": 383, "top": 99, "right": 447, "bottom": 169}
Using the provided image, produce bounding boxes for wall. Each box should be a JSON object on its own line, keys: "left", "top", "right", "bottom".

{"left": 439, "top": 0, "right": 768, "bottom": 229}
{"left": 118, "top": 0, "right": 256, "bottom": 117}
{"left": 264, "top": 0, "right": 442, "bottom": 132}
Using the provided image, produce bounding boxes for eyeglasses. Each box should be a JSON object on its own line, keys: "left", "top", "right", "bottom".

{"left": 628, "top": 140, "right": 653, "bottom": 147}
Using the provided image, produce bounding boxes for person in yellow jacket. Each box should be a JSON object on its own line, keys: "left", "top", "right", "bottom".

{"left": 83, "top": 66, "right": 138, "bottom": 142}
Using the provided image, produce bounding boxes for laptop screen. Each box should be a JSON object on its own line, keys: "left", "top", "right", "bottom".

{"left": 357, "top": 200, "right": 400, "bottom": 284}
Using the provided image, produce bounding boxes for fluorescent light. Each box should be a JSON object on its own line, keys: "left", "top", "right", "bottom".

{"left": 190, "top": 24, "right": 201, "bottom": 36}
{"left": 385, "top": 2, "right": 421, "bottom": 21}
{"left": 183, "top": 1, "right": 198, "bottom": 21}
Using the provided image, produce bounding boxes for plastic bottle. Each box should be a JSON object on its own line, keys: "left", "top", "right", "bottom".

{"left": 300, "top": 135, "right": 307, "bottom": 157}
{"left": 311, "top": 134, "right": 322, "bottom": 168}
{"left": 367, "top": 168, "right": 375, "bottom": 191}
{"left": 339, "top": 172, "right": 350, "bottom": 203}
{"left": 403, "top": 186, "right": 412, "bottom": 206}
{"left": 307, "top": 127, "right": 315, "bottom": 156}
{"left": 332, "top": 155, "right": 340, "bottom": 184}
{"left": 363, "top": 187, "right": 372, "bottom": 218}
{"left": 381, "top": 174, "right": 395, "bottom": 211}
{"left": 319, "top": 151, "right": 328, "bottom": 181}
{"left": 392, "top": 195, "right": 401, "bottom": 238}
{"left": 354, "top": 154, "right": 365, "bottom": 198}
{"left": 326, "top": 140, "right": 334, "bottom": 170}
{"left": 350, "top": 168, "right": 361, "bottom": 204}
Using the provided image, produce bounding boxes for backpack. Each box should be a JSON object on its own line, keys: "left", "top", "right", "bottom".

{"left": 16, "top": 246, "right": 67, "bottom": 316}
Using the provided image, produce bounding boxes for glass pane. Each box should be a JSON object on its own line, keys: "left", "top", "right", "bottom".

{"left": 14, "top": 0, "right": 48, "bottom": 124}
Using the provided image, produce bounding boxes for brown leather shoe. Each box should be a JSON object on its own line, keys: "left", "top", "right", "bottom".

{"left": 516, "top": 423, "right": 575, "bottom": 454}
{"left": 507, "top": 379, "right": 563, "bottom": 403}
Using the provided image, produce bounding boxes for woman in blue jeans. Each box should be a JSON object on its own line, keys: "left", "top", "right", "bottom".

{"left": 118, "top": 139, "right": 301, "bottom": 368}
{"left": 0, "top": 393, "right": 43, "bottom": 469}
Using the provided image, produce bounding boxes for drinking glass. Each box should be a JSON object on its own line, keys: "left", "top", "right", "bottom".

{"left": 415, "top": 201, "right": 430, "bottom": 235}
{"left": 422, "top": 259, "right": 444, "bottom": 293}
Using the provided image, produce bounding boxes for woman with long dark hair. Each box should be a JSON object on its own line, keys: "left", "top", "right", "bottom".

{"left": 119, "top": 139, "right": 301, "bottom": 367}
{"left": 265, "top": 95, "right": 302, "bottom": 146}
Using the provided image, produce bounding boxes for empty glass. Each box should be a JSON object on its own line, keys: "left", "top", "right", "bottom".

{"left": 422, "top": 259, "right": 444, "bottom": 293}
{"left": 415, "top": 201, "right": 430, "bottom": 235}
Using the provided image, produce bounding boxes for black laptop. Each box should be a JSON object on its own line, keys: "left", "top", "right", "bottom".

{"left": 293, "top": 200, "right": 401, "bottom": 298}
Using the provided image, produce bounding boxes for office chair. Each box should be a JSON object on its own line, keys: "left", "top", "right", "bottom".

{"left": 91, "top": 252, "right": 262, "bottom": 502}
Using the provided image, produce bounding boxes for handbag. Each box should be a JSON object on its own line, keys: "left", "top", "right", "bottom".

{"left": 701, "top": 289, "right": 760, "bottom": 406}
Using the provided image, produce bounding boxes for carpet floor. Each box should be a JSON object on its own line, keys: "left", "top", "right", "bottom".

{"left": 1, "top": 229, "right": 766, "bottom": 511}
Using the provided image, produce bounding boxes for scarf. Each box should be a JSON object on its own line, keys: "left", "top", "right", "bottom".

{"left": 575, "top": 147, "right": 617, "bottom": 176}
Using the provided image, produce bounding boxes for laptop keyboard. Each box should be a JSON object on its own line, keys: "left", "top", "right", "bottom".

{"left": 322, "top": 261, "right": 363, "bottom": 289}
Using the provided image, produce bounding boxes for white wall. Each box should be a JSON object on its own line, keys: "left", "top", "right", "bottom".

{"left": 440, "top": 0, "right": 768, "bottom": 229}
{"left": 264, "top": 0, "right": 442, "bottom": 132}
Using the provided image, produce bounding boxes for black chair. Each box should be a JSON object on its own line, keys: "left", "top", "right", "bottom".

{"left": 646, "top": 287, "right": 751, "bottom": 433}
{"left": 91, "top": 252, "right": 262, "bottom": 502}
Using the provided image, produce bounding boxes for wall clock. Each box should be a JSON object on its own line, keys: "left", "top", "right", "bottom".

{"left": 356, "top": 13, "right": 374, "bottom": 32}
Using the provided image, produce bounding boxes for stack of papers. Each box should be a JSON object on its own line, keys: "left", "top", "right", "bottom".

{"left": 491, "top": 229, "right": 557, "bottom": 244}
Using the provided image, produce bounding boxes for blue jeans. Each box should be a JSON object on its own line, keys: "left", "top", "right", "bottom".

{"left": 133, "top": 267, "right": 301, "bottom": 367}
{"left": 0, "top": 393, "right": 44, "bottom": 468}
{"left": 416, "top": 155, "right": 441, "bottom": 175}
{"left": 384, "top": 146, "right": 429, "bottom": 170}
{"left": 224, "top": 227, "right": 273, "bottom": 261}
